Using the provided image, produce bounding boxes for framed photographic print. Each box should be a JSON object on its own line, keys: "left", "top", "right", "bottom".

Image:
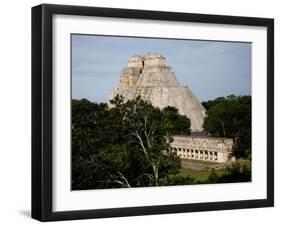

{"left": 32, "top": 4, "right": 274, "bottom": 221}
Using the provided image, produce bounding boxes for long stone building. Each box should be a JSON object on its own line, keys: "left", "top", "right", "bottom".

{"left": 171, "top": 135, "right": 234, "bottom": 163}
{"left": 108, "top": 53, "right": 234, "bottom": 163}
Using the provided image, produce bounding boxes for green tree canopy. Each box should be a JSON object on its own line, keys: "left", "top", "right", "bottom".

{"left": 202, "top": 95, "right": 251, "bottom": 158}
{"left": 206, "top": 162, "right": 251, "bottom": 183}
{"left": 72, "top": 95, "right": 191, "bottom": 190}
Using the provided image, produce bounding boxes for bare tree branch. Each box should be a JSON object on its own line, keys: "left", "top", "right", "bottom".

{"left": 116, "top": 170, "right": 131, "bottom": 188}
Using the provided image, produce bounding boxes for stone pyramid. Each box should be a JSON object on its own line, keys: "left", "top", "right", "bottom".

{"left": 108, "top": 53, "right": 206, "bottom": 132}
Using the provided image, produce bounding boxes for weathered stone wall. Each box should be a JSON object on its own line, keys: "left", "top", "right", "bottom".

{"left": 108, "top": 53, "right": 206, "bottom": 132}
{"left": 171, "top": 135, "right": 234, "bottom": 163}
{"left": 144, "top": 58, "right": 166, "bottom": 67}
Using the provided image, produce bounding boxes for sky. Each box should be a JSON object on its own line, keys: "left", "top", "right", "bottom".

{"left": 72, "top": 34, "right": 251, "bottom": 103}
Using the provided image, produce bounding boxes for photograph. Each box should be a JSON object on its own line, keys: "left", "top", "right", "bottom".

{"left": 71, "top": 34, "right": 252, "bottom": 190}
{"left": 30, "top": 3, "right": 274, "bottom": 221}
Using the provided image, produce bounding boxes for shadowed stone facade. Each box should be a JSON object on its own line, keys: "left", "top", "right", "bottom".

{"left": 108, "top": 53, "right": 234, "bottom": 163}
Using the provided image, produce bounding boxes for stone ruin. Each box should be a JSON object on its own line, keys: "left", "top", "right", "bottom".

{"left": 108, "top": 53, "right": 206, "bottom": 132}
{"left": 108, "top": 53, "right": 234, "bottom": 163}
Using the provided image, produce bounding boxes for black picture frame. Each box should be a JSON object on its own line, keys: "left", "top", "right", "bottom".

{"left": 32, "top": 3, "right": 274, "bottom": 222}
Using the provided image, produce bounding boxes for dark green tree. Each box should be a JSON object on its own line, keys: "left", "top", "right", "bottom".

{"left": 111, "top": 96, "right": 183, "bottom": 186}
{"left": 72, "top": 95, "right": 190, "bottom": 189}
{"left": 160, "top": 175, "right": 195, "bottom": 186}
{"left": 206, "top": 162, "right": 251, "bottom": 183}
{"left": 202, "top": 95, "right": 251, "bottom": 158}
{"left": 162, "top": 106, "right": 191, "bottom": 135}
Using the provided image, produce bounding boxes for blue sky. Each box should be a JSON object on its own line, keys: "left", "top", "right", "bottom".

{"left": 72, "top": 34, "right": 251, "bottom": 103}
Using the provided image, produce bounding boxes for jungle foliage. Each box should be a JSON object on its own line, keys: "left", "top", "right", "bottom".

{"left": 202, "top": 95, "right": 251, "bottom": 159}
{"left": 72, "top": 94, "right": 252, "bottom": 190}
{"left": 72, "top": 95, "right": 191, "bottom": 190}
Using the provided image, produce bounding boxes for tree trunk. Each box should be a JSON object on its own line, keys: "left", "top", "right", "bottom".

{"left": 152, "top": 163, "right": 159, "bottom": 186}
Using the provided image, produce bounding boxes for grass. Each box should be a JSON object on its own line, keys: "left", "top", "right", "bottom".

{"left": 181, "top": 158, "right": 220, "bottom": 166}
{"left": 166, "top": 158, "right": 251, "bottom": 184}
{"left": 175, "top": 158, "right": 251, "bottom": 183}
{"left": 177, "top": 168, "right": 227, "bottom": 182}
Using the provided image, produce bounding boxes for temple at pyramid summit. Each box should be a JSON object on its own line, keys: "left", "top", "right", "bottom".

{"left": 108, "top": 53, "right": 206, "bottom": 132}
{"left": 108, "top": 53, "right": 235, "bottom": 163}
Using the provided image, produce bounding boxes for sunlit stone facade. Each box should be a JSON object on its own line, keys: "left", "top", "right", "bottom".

{"left": 108, "top": 53, "right": 206, "bottom": 132}
{"left": 171, "top": 135, "right": 234, "bottom": 163}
